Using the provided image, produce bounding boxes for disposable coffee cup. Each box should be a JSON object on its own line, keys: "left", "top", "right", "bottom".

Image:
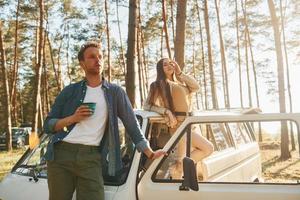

{"left": 81, "top": 102, "right": 96, "bottom": 115}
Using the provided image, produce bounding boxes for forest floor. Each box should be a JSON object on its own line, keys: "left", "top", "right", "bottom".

{"left": 0, "top": 148, "right": 26, "bottom": 181}
{"left": 260, "top": 140, "right": 300, "bottom": 183}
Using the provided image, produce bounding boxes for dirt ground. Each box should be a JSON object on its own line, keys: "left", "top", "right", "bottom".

{"left": 260, "top": 141, "right": 300, "bottom": 183}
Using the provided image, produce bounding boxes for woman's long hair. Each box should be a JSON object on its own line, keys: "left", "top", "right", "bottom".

{"left": 149, "top": 58, "right": 175, "bottom": 113}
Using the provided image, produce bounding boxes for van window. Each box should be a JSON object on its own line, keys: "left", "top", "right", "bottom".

{"left": 227, "top": 123, "right": 252, "bottom": 146}
{"left": 152, "top": 121, "right": 300, "bottom": 184}
{"left": 138, "top": 120, "right": 171, "bottom": 180}
{"left": 210, "top": 123, "right": 232, "bottom": 151}
{"left": 12, "top": 135, "right": 49, "bottom": 178}
{"left": 153, "top": 120, "right": 300, "bottom": 185}
{"left": 153, "top": 123, "right": 215, "bottom": 181}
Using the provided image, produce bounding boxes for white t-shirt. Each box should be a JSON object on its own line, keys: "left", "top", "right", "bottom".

{"left": 63, "top": 85, "right": 108, "bottom": 146}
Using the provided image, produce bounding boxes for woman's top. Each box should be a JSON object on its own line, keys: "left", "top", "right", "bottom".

{"left": 143, "top": 73, "right": 200, "bottom": 117}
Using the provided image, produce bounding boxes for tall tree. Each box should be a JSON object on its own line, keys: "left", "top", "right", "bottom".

{"left": 116, "top": 0, "right": 126, "bottom": 76}
{"left": 138, "top": 5, "right": 149, "bottom": 94}
{"left": 104, "top": 0, "right": 111, "bottom": 82}
{"left": 174, "top": 0, "right": 186, "bottom": 69}
{"left": 162, "top": 0, "right": 171, "bottom": 58}
{"left": 31, "top": 0, "right": 44, "bottom": 134}
{"left": 170, "top": 0, "right": 175, "bottom": 47}
{"left": 214, "top": 0, "right": 230, "bottom": 108}
{"left": 280, "top": 0, "right": 295, "bottom": 150}
{"left": 241, "top": 0, "right": 262, "bottom": 141}
{"left": 195, "top": 0, "right": 208, "bottom": 109}
{"left": 10, "top": 0, "right": 21, "bottom": 125}
{"left": 126, "top": 0, "right": 138, "bottom": 107}
{"left": 203, "top": 0, "right": 218, "bottom": 109}
{"left": 46, "top": 32, "right": 62, "bottom": 92}
{"left": 268, "top": 0, "right": 290, "bottom": 159}
{"left": 235, "top": 0, "right": 243, "bottom": 108}
{"left": 0, "top": 21, "right": 12, "bottom": 151}
{"left": 244, "top": 14, "right": 252, "bottom": 107}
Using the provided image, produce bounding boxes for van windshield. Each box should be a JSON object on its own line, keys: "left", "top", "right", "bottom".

{"left": 12, "top": 135, "right": 48, "bottom": 179}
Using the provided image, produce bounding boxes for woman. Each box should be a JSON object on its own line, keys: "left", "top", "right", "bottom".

{"left": 144, "top": 58, "right": 213, "bottom": 179}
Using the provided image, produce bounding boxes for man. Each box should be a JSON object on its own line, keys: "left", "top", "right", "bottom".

{"left": 43, "top": 41, "right": 165, "bottom": 200}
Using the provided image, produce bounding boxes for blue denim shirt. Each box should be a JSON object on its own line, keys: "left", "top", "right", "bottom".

{"left": 43, "top": 79, "right": 149, "bottom": 176}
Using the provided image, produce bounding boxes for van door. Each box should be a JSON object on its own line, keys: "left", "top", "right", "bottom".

{"left": 137, "top": 114, "right": 300, "bottom": 200}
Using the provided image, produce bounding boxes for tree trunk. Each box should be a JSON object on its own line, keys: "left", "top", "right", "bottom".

{"left": 137, "top": 5, "right": 148, "bottom": 94}
{"left": 105, "top": 0, "right": 111, "bottom": 82}
{"left": 42, "top": 31, "right": 50, "bottom": 115}
{"left": 57, "top": 37, "right": 63, "bottom": 89}
{"left": 32, "top": 0, "right": 44, "bottom": 134}
{"left": 66, "top": 24, "right": 72, "bottom": 83}
{"left": 137, "top": 17, "right": 144, "bottom": 105}
{"left": 46, "top": 32, "right": 61, "bottom": 92}
{"left": 235, "top": 0, "right": 243, "bottom": 108}
{"left": 10, "top": 0, "right": 20, "bottom": 126}
{"left": 170, "top": 0, "right": 175, "bottom": 49}
{"left": 195, "top": 1, "right": 208, "bottom": 110}
{"left": 126, "top": 0, "right": 138, "bottom": 107}
{"left": 268, "top": 0, "right": 290, "bottom": 159}
{"left": 214, "top": 0, "right": 230, "bottom": 108}
{"left": 0, "top": 21, "right": 13, "bottom": 151}
{"left": 162, "top": 0, "right": 172, "bottom": 58}
{"left": 241, "top": 0, "right": 262, "bottom": 141}
{"left": 192, "top": 35, "right": 200, "bottom": 109}
{"left": 116, "top": 0, "right": 126, "bottom": 76}
{"left": 245, "top": 29, "right": 252, "bottom": 107}
{"left": 160, "top": 28, "right": 163, "bottom": 58}
{"left": 204, "top": 0, "right": 218, "bottom": 109}
{"left": 174, "top": 0, "right": 187, "bottom": 69}
{"left": 280, "top": 0, "right": 295, "bottom": 151}
{"left": 138, "top": 9, "right": 148, "bottom": 94}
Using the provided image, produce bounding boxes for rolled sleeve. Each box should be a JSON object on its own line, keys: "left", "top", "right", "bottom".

{"left": 45, "top": 118, "right": 59, "bottom": 133}
{"left": 143, "top": 90, "right": 167, "bottom": 115}
{"left": 135, "top": 140, "right": 150, "bottom": 152}
{"left": 43, "top": 86, "right": 70, "bottom": 134}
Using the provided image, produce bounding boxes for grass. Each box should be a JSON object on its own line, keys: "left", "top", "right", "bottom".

{"left": 0, "top": 148, "right": 26, "bottom": 182}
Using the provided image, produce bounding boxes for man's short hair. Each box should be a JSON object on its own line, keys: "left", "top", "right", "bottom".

{"left": 77, "top": 41, "right": 101, "bottom": 62}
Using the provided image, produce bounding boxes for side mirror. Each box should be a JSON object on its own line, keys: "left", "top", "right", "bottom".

{"left": 179, "top": 157, "right": 199, "bottom": 191}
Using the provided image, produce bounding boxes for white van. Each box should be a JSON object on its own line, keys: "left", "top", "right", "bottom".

{"left": 0, "top": 109, "right": 299, "bottom": 200}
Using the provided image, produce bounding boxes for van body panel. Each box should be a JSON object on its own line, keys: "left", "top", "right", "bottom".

{"left": 1, "top": 111, "right": 300, "bottom": 200}
{"left": 203, "top": 143, "right": 260, "bottom": 181}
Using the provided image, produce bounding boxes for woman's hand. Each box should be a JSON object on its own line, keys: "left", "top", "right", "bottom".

{"left": 165, "top": 110, "right": 177, "bottom": 128}
{"left": 170, "top": 60, "right": 181, "bottom": 75}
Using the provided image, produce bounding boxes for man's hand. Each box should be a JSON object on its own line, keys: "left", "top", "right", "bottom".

{"left": 53, "top": 105, "right": 92, "bottom": 132}
{"left": 71, "top": 105, "right": 93, "bottom": 123}
{"left": 151, "top": 149, "right": 168, "bottom": 160}
{"left": 144, "top": 148, "right": 167, "bottom": 160}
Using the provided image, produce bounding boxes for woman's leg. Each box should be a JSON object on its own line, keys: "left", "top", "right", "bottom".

{"left": 191, "top": 132, "right": 214, "bottom": 163}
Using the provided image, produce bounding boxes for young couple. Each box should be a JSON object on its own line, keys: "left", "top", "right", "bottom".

{"left": 44, "top": 40, "right": 212, "bottom": 200}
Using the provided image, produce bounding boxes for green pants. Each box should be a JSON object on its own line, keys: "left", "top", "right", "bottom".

{"left": 47, "top": 142, "right": 104, "bottom": 200}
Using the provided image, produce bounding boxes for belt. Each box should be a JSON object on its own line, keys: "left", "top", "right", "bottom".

{"left": 174, "top": 112, "right": 194, "bottom": 116}
{"left": 55, "top": 141, "right": 100, "bottom": 152}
